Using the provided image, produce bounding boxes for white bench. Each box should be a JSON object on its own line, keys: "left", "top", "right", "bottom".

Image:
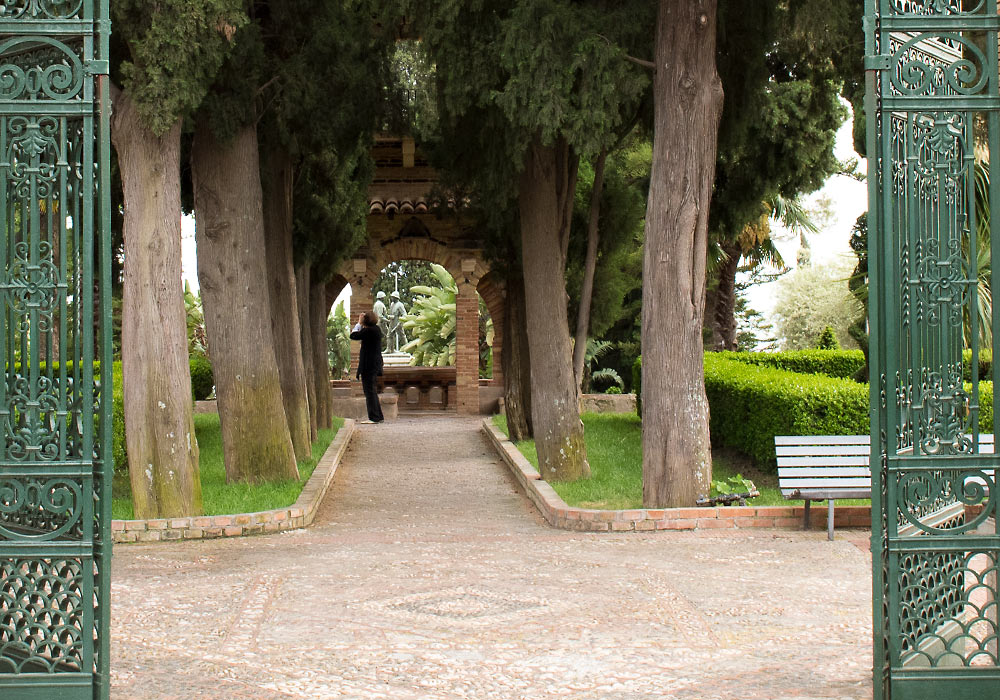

{"left": 774, "top": 434, "right": 994, "bottom": 540}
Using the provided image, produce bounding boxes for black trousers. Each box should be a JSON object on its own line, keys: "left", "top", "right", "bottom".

{"left": 360, "top": 373, "right": 384, "bottom": 422}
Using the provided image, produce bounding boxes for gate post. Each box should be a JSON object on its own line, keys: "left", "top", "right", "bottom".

{"left": 0, "top": 3, "right": 113, "bottom": 699}
{"left": 867, "top": 1, "right": 1000, "bottom": 698}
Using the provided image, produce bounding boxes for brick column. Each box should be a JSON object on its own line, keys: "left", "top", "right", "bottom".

{"left": 489, "top": 304, "right": 504, "bottom": 387}
{"left": 456, "top": 259, "right": 481, "bottom": 414}
{"left": 349, "top": 260, "right": 372, "bottom": 398}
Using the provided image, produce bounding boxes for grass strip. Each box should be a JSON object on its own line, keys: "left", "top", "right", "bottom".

{"left": 492, "top": 413, "right": 867, "bottom": 510}
{"left": 112, "top": 414, "right": 343, "bottom": 519}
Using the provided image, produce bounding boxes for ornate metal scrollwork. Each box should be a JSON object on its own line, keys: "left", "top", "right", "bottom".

{"left": 897, "top": 469, "right": 993, "bottom": 534}
{"left": 891, "top": 0, "right": 986, "bottom": 14}
{"left": 0, "top": 478, "right": 82, "bottom": 540}
{"left": 0, "top": 37, "right": 83, "bottom": 101}
{"left": 0, "top": 558, "right": 83, "bottom": 673}
{"left": 892, "top": 34, "right": 988, "bottom": 97}
{"left": 0, "top": 0, "right": 84, "bottom": 20}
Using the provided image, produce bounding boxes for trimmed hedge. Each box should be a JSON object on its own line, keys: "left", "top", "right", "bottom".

{"left": 705, "top": 355, "right": 869, "bottom": 467}
{"left": 704, "top": 354, "right": 995, "bottom": 468}
{"left": 190, "top": 355, "right": 214, "bottom": 400}
{"left": 715, "top": 349, "right": 866, "bottom": 381}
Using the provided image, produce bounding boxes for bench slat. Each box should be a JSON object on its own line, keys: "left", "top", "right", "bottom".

{"left": 782, "top": 489, "right": 871, "bottom": 500}
{"left": 776, "top": 445, "right": 871, "bottom": 456}
{"left": 775, "top": 435, "right": 870, "bottom": 446}
{"left": 777, "top": 456, "right": 869, "bottom": 467}
{"left": 778, "top": 467, "right": 871, "bottom": 477}
{"left": 779, "top": 478, "right": 872, "bottom": 489}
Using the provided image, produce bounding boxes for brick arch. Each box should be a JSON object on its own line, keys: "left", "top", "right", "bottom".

{"left": 338, "top": 235, "right": 492, "bottom": 415}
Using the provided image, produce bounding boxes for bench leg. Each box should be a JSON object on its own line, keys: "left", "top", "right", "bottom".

{"left": 827, "top": 499, "right": 835, "bottom": 541}
{"left": 803, "top": 500, "right": 811, "bottom": 530}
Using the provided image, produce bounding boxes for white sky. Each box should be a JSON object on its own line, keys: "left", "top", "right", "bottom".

{"left": 181, "top": 113, "right": 865, "bottom": 326}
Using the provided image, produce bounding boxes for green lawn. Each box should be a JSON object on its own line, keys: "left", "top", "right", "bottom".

{"left": 492, "top": 412, "right": 865, "bottom": 509}
{"left": 112, "top": 414, "right": 342, "bottom": 519}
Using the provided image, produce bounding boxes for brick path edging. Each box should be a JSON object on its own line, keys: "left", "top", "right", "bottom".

{"left": 111, "top": 419, "right": 356, "bottom": 543}
{"left": 482, "top": 418, "right": 873, "bottom": 533}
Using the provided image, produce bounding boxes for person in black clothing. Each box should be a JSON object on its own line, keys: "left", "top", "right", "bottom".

{"left": 350, "top": 311, "right": 385, "bottom": 423}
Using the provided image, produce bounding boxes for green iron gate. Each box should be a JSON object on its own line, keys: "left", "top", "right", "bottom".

{"left": 0, "top": 2, "right": 112, "bottom": 699}
{"left": 867, "top": 1, "right": 1000, "bottom": 698}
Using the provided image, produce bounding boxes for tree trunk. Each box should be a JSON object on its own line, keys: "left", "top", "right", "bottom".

{"left": 191, "top": 120, "right": 298, "bottom": 483}
{"left": 111, "top": 87, "right": 202, "bottom": 518}
{"left": 261, "top": 145, "right": 312, "bottom": 460}
{"left": 642, "top": 0, "right": 723, "bottom": 507}
{"left": 519, "top": 136, "right": 590, "bottom": 481}
{"left": 572, "top": 147, "right": 607, "bottom": 391}
{"left": 297, "top": 264, "right": 318, "bottom": 441}
{"left": 503, "top": 270, "right": 533, "bottom": 441}
{"left": 715, "top": 239, "right": 740, "bottom": 351}
{"left": 310, "top": 273, "right": 332, "bottom": 430}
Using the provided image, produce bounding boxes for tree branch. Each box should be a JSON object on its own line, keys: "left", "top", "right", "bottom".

{"left": 597, "top": 34, "right": 656, "bottom": 71}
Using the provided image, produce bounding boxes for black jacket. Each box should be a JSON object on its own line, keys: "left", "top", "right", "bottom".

{"left": 350, "top": 324, "right": 383, "bottom": 378}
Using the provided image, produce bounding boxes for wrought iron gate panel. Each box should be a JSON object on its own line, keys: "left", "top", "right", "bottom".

{"left": 0, "top": 2, "right": 111, "bottom": 700}
{"left": 867, "top": 1, "right": 1000, "bottom": 698}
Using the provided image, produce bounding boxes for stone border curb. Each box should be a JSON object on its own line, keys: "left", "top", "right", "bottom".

{"left": 111, "top": 419, "right": 356, "bottom": 543}
{"left": 482, "top": 418, "right": 875, "bottom": 533}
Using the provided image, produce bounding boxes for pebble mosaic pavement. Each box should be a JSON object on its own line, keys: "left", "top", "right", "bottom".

{"left": 110, "top": 415, "right": 874, "bottom": 700}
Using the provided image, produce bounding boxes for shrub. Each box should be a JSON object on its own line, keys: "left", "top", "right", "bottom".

{"left": 190, "top": 355, "right": 214, "bottom": 400}
{"left": 816, "top": 325, "right": 840, "bottom": 350}
{"left": 632, "top": 355, "right": 642, "bottom": 417}
{"left": 715, "top": 349, "right": 865, "bottom": 381}
{"left": 962, "top": 349, "right": 993, "bottom": 381}
{"left": 605, "top": 385, "right": 622, "bottom": 395}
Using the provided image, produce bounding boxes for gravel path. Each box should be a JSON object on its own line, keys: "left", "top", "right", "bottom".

{"left": 110, "top": 415, "right": 873, "bottom": 699}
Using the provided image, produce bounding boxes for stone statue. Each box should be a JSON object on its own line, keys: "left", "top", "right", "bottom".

{"left": 373, "top": 291, "right": 390, "bottom": 348}
{"left": 387, "top": 290, "right": 408, "bottom": 353}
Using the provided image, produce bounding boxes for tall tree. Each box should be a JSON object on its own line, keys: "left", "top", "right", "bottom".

{"left": 192, "top": 9, "right": 298, "bottom": 483}
{"left": 257, "top": 0, "right": 391, "bottom": 446}
{"left": 641, "top": 0, "right": 724, "bottom": 507}
{"left": 110, "top": 1, "right": 245, "bottom": 517}
{"left": 415, "top": 0, "right": 650, "bottom": 481}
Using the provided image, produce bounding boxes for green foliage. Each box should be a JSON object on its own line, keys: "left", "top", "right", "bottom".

{"left": 190, "top": 355, "right": 215, "bottom": 401}
{"left": 401, "top": 264, "right": 458, "bottom": 367}
{"left": 816, "top": 325, "right": 840, "bottom": 350}
{"left": 184, "top": 282, "right": 207, "bottom": 355}
{"left": 605, "top": 386, "right": 622, "bottom": 395}
{"left": 328, "top": 300, "right": 351, "bottom": 379}
{"left": 632, "top": 355, "right": 642, "bottom": 417}
{"left": 963, "top": 349, "right": 994, "bottom": 382}
{"left": 373, "top": 261, "right": 439, "bottom": 304}
{"left": 566, "top": 140, "right": 647, "bottom": 341}
{"left": 717, "top": 349, "right": 866, "bottom": 381}
{"left": 704, "top": 355, "right": 869, "bottom": 467}
{"left": 111, "top": 363, "right": 126, "bottom": 476}
{"left": 710, "top": 474, "right": 757, "bottom": 498}
{"left": 111, "top": 0, "right": 247, "bottom": 135}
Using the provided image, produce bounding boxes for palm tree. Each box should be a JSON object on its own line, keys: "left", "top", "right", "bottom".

{"left": 707, "top": 194, "right": 814, "bottom": 351}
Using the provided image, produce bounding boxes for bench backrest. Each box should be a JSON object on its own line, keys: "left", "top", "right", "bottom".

{"left": 774, "top": 434, "right": 996, "bottom": 497}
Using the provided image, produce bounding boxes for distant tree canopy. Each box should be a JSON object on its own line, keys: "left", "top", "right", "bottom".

{"left": 773, "top": 260, "right": 862, "bottom": 351}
